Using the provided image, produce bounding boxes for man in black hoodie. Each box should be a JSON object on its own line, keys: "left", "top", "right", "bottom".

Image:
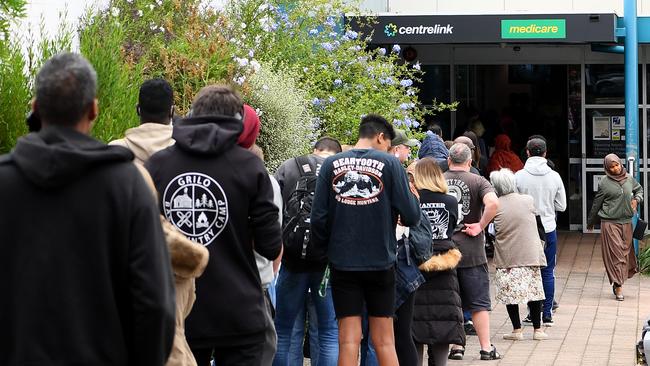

{"left": 0, "top": 52, "right": 176, "bottom": 365}
{"left": 145, "top": 85, "right": 282, "bottom": 366}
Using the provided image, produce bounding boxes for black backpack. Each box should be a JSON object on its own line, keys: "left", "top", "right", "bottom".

{"left": 282, "top": 155, "right": 325, "bottom": 262}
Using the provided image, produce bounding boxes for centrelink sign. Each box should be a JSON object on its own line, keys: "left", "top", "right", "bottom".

{"left": 347, "top": 14, "right": 616, "bottom": 44}
{"left": 385, "top": 23, "right": 454, "bottom": 37}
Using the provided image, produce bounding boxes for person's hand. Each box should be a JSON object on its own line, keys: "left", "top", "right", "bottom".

{"left": 462, "top": 222, "right": 483, "bottom": 237}
{"left": 631, "top": 199, "right": 638, "bottom": 213}
{"left": 409, "top": 182, "right": 420, "bottom": 200}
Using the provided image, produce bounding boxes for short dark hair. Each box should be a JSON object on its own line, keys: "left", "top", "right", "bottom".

{"left": 527, "top": 138, "right": 547, "bottom": 156}
{"left": 358, "top": 114, "right": 395, "bottom": 140}
{"left": 139, "top": 78, "right": 173, "bottom": 124}
{"left": 35, "top": 52, "right": 97, "bottom": 126}
{"left": 428, "top": 124, "right": 442, "bottom": 136}
{"left": 314, "top": 137, "right": 342, "bottom": 153}
{"left": 190, "top": 85, "right": 242, "bottom": 118}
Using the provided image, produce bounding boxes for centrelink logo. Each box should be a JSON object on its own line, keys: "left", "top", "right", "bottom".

{"left": 384, "top": 23, "right": 398, "bottom": 37}
{"left": 385, "top": 23, "right": 453, "bottom": 37}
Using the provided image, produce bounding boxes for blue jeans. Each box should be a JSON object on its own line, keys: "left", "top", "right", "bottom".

{"left": 287, "top": 296, "right": 319, "bottom": 365}
{"left": 542, "top": 230, "right": 557, "bottom": 318}
{"left": 273, "top": 267, "right": 338, "bottom": 366}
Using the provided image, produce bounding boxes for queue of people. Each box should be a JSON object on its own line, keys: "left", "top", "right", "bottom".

{"left": 0, "top": 52, "right": 639, "bottom": 366}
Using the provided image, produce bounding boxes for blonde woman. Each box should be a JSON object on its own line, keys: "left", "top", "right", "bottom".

{"left": 411, "top": 158, "right": 464, "bottom": 366}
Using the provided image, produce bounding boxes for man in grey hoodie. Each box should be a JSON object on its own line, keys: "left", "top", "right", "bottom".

{"left": 110, "top": 78, "right": 175, "bottom": 164}
{"left": 514, "top": 138, "right": 567, "bottom": 326}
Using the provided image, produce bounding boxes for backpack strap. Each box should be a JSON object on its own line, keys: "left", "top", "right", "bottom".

{"left": 294, "top": 155, "right": 317, "bottom": 177}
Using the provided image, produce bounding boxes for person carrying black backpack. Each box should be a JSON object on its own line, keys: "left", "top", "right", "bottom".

{"left": 273, "top": 137, "right": 342, "bottom": 366}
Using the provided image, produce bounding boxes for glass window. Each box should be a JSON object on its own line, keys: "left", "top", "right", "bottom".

{"left": 585, "top": 64, "right": 642, "bottom": 105}
{"left": 585, "top": 108, "right": 642, "bottom": 160}
{"left": 417, "top": 65, "right": 451, "bottom": 138}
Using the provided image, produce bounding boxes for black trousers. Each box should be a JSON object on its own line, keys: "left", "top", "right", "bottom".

{"left": 191, "top": 341, "right": 265, "bottom": 366}
{"left": 506, "top": 300, "right": 542, "bottom": 329}
{"left": 394, "top": 291, "right": 418, "bottom": 366}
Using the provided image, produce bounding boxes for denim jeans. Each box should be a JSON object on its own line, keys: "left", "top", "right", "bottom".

{"left": 287, "top": 295, "right": 319, "bottom": 365}
{"left": 273, "top": 267, "right": 338, "bottom": 366}
{"left": 542, "top": 230, "right": 557, "bottom": 318}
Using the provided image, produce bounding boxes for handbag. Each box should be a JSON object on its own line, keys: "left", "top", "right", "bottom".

{"left": 633, "top": 218, "right": 648, "bottom": 240}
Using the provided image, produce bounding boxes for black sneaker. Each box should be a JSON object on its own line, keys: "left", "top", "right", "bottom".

{"left": 543, "top": 315, "right": 554, "bottom": 327}
{"left": 552, "top": 300, "right": 559, "bottom": 311}
{"left": 464, "top": 321, "right": 477, "bottom": 336}
{"left": 522, "top": 315, "right": 532, "bottom": 324}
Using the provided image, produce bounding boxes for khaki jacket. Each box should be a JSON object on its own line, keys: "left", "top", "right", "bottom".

{"left": 110, "top": 123, "right": 174, "bottom": 165}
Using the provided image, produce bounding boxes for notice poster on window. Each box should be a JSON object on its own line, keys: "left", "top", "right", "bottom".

{"left": 612, "top": 116, "right": 625, "bottom": 129}
{"left": 594, "top": 175, "right": 605, "bottom": 191}
{"left": 593, "top": 116, "right": 611, "bottom": 140}
{"left": 612, "top": 130, "right": 621, "bottom": 140}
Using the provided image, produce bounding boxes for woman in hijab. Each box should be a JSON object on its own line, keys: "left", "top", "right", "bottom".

{"left": 587, "top": 154, "right": 643, "bottom": 301}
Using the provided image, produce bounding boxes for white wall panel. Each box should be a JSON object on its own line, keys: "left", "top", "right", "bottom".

{"left": 435, "top": 0, "right": 504, "bottom": 13}
{"left": 389, "top": 0, "right": 437, "bottom": 13}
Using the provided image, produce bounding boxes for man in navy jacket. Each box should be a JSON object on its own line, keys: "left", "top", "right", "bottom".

{"left": 311, "top": 114, "right": 420, "bottom": 366}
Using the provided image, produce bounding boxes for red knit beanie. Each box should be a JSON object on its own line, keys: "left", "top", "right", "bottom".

{"left": 237, "top": 104, "right": 261, "bottom": 149}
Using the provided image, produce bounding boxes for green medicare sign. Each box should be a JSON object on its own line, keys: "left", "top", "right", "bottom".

{"left": 501, "top": 19, "right": 566, "bottom": 39}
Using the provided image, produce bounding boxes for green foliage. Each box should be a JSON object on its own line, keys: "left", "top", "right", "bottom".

{"left": 639, "top": 241, "right": 650, "bottom": 274}
{"left": 224, "top": 0, "right": 456, "bottom": 144}
{"left": 0, "top": 38, "right": 29, "bottom": 152}
{"left": 79, "top": 11, "right": 144, "bottom": 142}
{"left": 0, "top": 15, "right": 73, "bottom": 153}
{"left": 0, "top": 0, "right": 26, "bottom": 41}
{"left": 245, "top": 63, "right": 313, "bottom": 171}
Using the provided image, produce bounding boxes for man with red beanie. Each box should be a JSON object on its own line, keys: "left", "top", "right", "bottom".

{"left": 237, "top": 104, "right": 262, "bottom": 149}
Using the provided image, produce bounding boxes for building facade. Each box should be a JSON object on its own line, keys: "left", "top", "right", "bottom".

{"left": 350, "top": 1, "right": 650, "bottom": 231}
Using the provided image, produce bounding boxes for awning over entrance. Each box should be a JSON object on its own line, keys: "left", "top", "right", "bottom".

{"left": 347, "top": 13, "right": 617, "bottom": 44}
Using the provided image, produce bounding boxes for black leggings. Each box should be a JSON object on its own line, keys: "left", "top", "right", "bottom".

{"left": 506, "top": 300, "right": 542, "bottom": 329}
{"left": 394, "top": 291, "right": 418, "bottom": 366}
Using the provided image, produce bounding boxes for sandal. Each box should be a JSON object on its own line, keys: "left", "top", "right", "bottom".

{"left": 448, "top": 347, "right": 464, "bottom": 360}
{"left": 480, "top": 345, "right": 502, "bottom": 360}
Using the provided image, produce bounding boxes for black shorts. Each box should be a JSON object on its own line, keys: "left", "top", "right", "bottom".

{"left": 330, "top": 267, "right": 395, "bottom": 318}
{"left": 457, "top": 263, "right": 492, "bottom": 312}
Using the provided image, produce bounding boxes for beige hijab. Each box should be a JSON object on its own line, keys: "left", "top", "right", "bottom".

{"left": 604, "top": 154, "right": 628, "bottom": 183}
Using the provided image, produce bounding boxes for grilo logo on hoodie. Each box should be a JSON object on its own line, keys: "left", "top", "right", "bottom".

{"left": 163, "top": 172, "right": 228, "bottom": 246}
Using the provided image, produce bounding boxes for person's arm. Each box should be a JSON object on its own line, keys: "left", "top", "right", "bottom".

{"left": 554, "top": 174, "right": 567, "bottom": 213}
{"left": 587, "top": 184, "right": 606, "bottom": 229}
{"left": 250, "top": 164, "right": 282, "bottom": 261}
{"left": 127, "top": 170, "right": 176, "bottom": 366}
{"left": 462, "top": 192, "right": 499, "bottom": 237}
{"left": 310, "top": 164, "right": 331, "bottom": 253}
{"left": 274, "top": 161, "right": 288, "bottom": 197}
{"left": 392, "top": 161, "right": 420, "bottom": 227}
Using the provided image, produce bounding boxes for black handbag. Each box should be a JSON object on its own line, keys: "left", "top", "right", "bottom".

{"left": 633, "top": 218, "right": 648, "bottom": 240}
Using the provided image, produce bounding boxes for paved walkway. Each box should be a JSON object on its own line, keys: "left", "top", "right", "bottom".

{"left": 451, "top": 232, "right": 650, "bottom": 366}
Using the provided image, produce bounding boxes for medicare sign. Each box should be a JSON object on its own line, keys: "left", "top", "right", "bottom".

{"left": 501, "top": 19, "right": 566, "bottom": 39}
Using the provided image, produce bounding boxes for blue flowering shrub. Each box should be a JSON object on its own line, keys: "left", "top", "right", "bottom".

{"left": 224, "top": 0, "right": 456, "bottom": 144}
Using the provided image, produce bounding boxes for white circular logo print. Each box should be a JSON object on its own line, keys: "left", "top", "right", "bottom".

{"left": 163, "top": 172, "right": 228, "bottom": 246}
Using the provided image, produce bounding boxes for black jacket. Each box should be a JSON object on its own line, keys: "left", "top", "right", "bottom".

{"left": 413, "top": 241, "right": 465, "bottom": 346}
{"left": 146, "top": 115, "right": 282, "bottom": 347}
{"left": 0, "top": 126, "right": 176, "bottom": 366}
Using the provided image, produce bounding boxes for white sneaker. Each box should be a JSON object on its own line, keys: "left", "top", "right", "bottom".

{"left": 503, "top": 331, "right": 524, "bottom": 341}
{"left": 533, "top": 330, "right": 549, "bottom": 340}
